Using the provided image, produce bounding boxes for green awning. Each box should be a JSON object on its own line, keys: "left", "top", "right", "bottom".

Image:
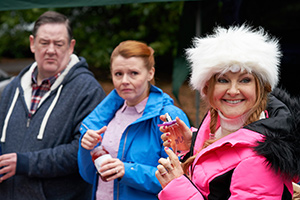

{"left": 0, "top": 0, "right": 198, "bottom": 11}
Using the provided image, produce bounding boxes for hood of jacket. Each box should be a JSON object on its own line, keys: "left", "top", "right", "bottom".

{"left": 17, "top": 54, "right": 93, "bottom": 109}
{"left": 0, "top": 54, "right": 94, "bottom": 142}
{"left": 245, "top": 87, "right": 300, "bottom": 179}
{"left": 18, "top": 54, "right": 91, "bottom": 91}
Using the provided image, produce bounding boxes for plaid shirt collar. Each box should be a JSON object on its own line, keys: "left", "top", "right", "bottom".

{"left": 29, "top": 67, "right": 62, "bottom": 118}
{"left": 31, "top": 67, "right": 60, "bottom": 87}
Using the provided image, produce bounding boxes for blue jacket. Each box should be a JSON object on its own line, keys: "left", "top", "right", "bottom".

{"left": 78, "top": 85, "right": 190, "bottom": 200}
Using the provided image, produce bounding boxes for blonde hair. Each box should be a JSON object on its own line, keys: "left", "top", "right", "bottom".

{"left": 182, "top": 73, "right": 271, "bottom": 174}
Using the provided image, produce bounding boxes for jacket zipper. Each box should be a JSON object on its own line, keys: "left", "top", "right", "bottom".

{"left": 116, "top": 127, "right": 130, "bottom": 200}
{"left": 26, "top": 118, "right": 31, "bottom": 127}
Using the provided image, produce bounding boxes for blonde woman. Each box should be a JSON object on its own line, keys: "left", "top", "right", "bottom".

{"left": 156, "top": 25, "right": 300, "bottom": 199}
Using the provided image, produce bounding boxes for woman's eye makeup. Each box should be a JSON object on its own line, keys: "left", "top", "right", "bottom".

{"left": 217, "top": 77, "right": 228, "bottom": 83}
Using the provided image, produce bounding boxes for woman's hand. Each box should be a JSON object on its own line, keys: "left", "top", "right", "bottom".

{"left": 81, "top": 126, "right": 107, "bottom": 150}
{"left": 155, "top": 147, "right": 184, "bottom": 188}
{"left": 159, "top": 115, "right": 193, "bottom": 152}
{"left": 98, "top": 158, "right": 125, "bottom": 182}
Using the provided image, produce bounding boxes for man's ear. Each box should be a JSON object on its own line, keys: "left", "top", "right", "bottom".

{"left": 29, "top": 35, "right": 35, "bottom": 53}
{"left": 68, "top": 39, "right": 76, "bottom": 55}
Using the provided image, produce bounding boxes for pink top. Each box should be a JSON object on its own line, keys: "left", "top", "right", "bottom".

{"left": 96, "top": 98, "right": 148, "bottom": 200}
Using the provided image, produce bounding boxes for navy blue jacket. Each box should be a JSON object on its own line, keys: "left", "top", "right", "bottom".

{"left": 0, "top": 55, "right": 106, "bottom": 199}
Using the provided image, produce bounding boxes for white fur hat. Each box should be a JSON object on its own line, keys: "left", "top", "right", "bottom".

{"left": 186, "top": 25, "right": 281, "bottom": 97}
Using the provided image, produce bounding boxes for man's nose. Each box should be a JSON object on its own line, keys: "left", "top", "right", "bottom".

{"left": 46, "top": 43, "right": 55, "bottom": 54}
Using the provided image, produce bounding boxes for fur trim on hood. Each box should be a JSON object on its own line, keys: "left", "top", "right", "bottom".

{"left": 247, "top": 88, "right": 300, "bottom": 179}
{"left": 186, "top": 25, "right": 281, "bottom": 97}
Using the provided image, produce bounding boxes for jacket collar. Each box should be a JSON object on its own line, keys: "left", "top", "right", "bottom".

{"left": 19, "top": 54, "right": 80, "bottom": 109}
{"left": 81, "top": 85, "right": 173, "bottom": 132}
{"left": 250, "top": 88, "right": 300, "bottom": 179}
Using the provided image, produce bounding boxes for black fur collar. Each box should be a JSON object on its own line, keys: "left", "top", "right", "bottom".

{"left": 247, "top": 88, "right": 300, "bottom": 179}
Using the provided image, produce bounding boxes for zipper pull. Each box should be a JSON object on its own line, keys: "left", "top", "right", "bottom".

{"left": 27, "top": 118, "right": 31, "bottom": 127}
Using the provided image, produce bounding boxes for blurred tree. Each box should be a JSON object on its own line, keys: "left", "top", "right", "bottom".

{"left": 0, "top": 8, "right": 48, "bottom": 57}
{"left": 0, "top": 2, "right": 184, "bottom": 79}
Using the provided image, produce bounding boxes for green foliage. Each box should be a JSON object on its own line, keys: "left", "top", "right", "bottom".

{"left": 0, "top": 2, "right": 184, "bottom": 70}
{"left": 0, "top": 8, "right": 49, "bottom": 57}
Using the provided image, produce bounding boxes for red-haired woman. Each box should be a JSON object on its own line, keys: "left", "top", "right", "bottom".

{"left": 78, "top": 40, "right": 190, "bottom": 200}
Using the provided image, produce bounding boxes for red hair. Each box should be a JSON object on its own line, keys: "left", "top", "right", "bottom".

{"left": 110, "top": 40, "right": 155, "bottom": 84}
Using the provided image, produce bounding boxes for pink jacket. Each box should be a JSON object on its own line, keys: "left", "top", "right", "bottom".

{"left": 159, "top": 89, "right": 300, "bottom": 199}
